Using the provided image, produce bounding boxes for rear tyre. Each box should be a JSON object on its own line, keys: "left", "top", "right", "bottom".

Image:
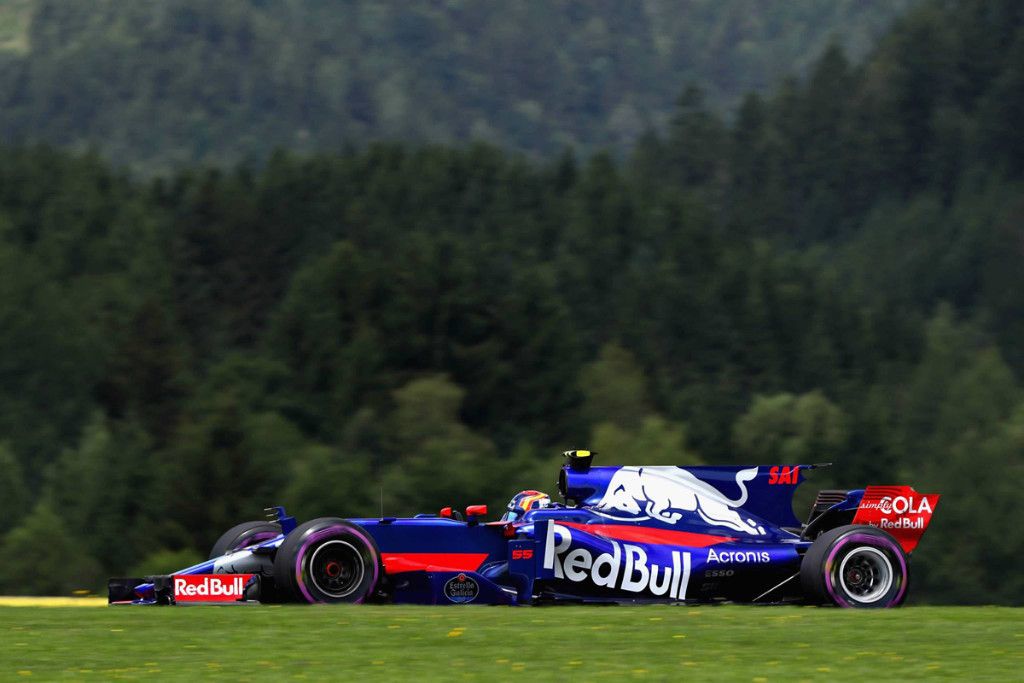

{"left": 273, "top": 518, "right": 382, "bottom": 604}
{"left": 209, "top": 521, "right": 282, "bottom": 559}
{"left": 800, "top": 524, "right": 909, "bottom": 608}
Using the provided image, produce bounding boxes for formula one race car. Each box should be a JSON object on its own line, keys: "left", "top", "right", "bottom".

{"left": 109, "top": 451, "right": 939, "bottom": 608}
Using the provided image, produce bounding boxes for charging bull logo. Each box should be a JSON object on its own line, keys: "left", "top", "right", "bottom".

{"left": 594, "top": 466, "right": 766, "bottom": 535}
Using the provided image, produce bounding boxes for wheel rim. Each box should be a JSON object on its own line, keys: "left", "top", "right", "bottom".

{"left": 307, "top": 540, "right": 364, "bottom": 599}
{"left": 838, "top": 546, "right": 893, "bottom": 603}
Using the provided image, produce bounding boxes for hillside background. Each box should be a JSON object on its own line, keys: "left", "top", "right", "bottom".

{"left": 1, "top": 0, "right": 1023, "bottom": 605}
{"left": 0, "top": 0, "right": 913, "bottom": 171}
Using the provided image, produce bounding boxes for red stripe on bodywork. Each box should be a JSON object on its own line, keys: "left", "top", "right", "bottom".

{"left": 382, "top": 552, "right": 489, "bottom": 574}
{"left": 560, "top": 522, "right": 735, "bottom": 548}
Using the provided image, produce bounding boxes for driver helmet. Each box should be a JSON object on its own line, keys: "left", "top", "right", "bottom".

{"left": 502, "top": 490, "right": 551, "bottom": 522}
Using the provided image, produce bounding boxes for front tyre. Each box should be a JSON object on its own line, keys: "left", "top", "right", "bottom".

{"left": 273, "top": 518, "right": 382, "bottom": 604}
{"left": 800, "top": 525, "right": 909, "bottom": 608}
{"left": 209, "top": 521, "right": 282, "bottom": 559}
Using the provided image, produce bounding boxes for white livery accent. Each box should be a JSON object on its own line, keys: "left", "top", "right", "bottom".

{"left": 543, "top": 523, "right": 692, "bottom": 600}
{"left": 593, "top": 466, "right": 766, "bottom": 535}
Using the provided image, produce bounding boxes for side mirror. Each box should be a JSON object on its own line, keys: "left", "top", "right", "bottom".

{"left": 439, "top": 506, "right": 466, "bottom": 521}
{"left": 466, "top": 504, "right": 488, "bottom": 517}
{"left": 465, "top": 505, "right": 487, "bottom": 526}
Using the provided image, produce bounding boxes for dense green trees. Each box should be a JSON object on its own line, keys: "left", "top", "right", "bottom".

{"left": 0, "top": 1, "right": 914, "bottom": 172}
{"left": 0, "top": 503, "right": 102, "bottom": 595}
{"left": 0, "top": 0, "right": 1022, "bottom": 603}
{"left": 0, "top": 442, "right": 28, "bottom": 529}
{"left": 732, "top": 392, "right": 847, "bottom": 465}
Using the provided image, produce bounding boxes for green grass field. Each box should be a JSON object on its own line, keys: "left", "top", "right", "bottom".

{"left": 0, "top": 604, "right": 1019, "bottom": 680}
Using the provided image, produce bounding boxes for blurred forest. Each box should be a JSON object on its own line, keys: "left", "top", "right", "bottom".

{"left": 0, "top": 0, "right": 1023, "bottom": 605}
{"left": 0, "top": 0, "right": 913, "bottom": 171}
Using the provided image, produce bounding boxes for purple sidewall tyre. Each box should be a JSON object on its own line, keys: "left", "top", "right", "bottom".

{"left": 800, "top": 525, "right": 909, "bottom": 608}
{"left": 273, "top": 518, "right": 382, "bottom": 604}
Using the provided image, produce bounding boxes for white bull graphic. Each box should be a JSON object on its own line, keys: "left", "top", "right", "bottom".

{"left": 594, "top": 466, "right": 766, "bottom": 535}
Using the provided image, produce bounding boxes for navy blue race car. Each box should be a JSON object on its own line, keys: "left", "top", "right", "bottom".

{"left": 109, "top": 451, "right": 939, "bottom": 608}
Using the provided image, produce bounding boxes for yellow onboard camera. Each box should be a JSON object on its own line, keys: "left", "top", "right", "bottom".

{"left": 563, "top": 449, "right": 594, "bottom": 473}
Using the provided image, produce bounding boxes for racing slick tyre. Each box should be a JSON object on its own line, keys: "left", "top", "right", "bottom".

{"left": 800, "top": 524, "right": 909, "bottom": 608}
{"left": 273, "top": 518, "right": 382, "bottom": 604}
{"left": 209, "top": 521, "right": 282, "bottom": 559}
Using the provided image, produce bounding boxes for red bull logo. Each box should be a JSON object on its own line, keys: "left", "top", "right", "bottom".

{"left": 173, "top": 574, "right": 252, "bottom": 602}
{"left": 543, "top": 523, "right": 691, "bottom": 599}
{"left": 593, "top": 466, "right": 766, "bottom": 535}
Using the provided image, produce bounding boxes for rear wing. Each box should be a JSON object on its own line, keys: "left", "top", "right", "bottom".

{"left": 851, "top": 485, "right": 940, "bottom": 553}
{"left": 804, "top": 485, "right": 939, "bottom": 553}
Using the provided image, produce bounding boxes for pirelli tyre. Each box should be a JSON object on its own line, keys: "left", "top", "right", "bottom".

{"left": 273, "top": 518, "right": 382, "bottom": 604}
{"left": 800, "top": 524, "right": 909, "bottom": 608}
{"left": 209, "top": 521, "right": 282, "bottom": 559}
